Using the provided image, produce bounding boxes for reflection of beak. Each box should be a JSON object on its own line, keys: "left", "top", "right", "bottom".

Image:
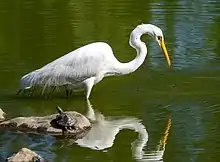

{"left": 159, "top": 117, "right": 171, "bottom": 151}
{"left": 159, "top": 39, "right": 171, "bottom": 67}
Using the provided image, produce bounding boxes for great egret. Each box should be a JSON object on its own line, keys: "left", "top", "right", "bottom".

{"left": 17, "top": 24, "right": 171, "bottom": 99}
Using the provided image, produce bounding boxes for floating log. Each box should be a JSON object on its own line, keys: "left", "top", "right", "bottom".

{"left": 0, "top": 108, "right": 91, "bottom": 139}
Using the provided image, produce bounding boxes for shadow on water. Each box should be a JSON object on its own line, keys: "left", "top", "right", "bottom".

{"left": 0, "top": 100, "right": 171, "bottom": 162}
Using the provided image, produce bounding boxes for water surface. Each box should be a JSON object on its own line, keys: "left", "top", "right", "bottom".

{"left": 0, "top": 0, "right": 220, "bottom": 161}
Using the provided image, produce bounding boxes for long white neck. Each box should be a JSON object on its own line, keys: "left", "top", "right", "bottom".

{"left": 119, "top": 120, "right": 148, "bottom": 160}
{"left": 115, "top": 24, "right": 155, "bottom": 75}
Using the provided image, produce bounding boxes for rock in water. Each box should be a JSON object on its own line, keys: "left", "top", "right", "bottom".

{"left": 7, "top": 148, "right": 45, "bottom": 162}
{"left": 0, "top": 110, "right": 91, "bottom": 139}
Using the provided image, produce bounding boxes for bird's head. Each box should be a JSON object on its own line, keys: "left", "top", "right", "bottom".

{"left": 152, "top": 25, "right": 171, "bottom": 67}
{"left": 133, "top": 24, "right": 171, "bottom": 67}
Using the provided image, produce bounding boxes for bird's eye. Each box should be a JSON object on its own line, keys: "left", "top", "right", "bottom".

{"left": 157, "top": 36, "right": 162, "bottom": 40}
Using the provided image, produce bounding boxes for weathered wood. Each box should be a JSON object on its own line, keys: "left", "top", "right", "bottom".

{"left": 0, "top": 109, "right": 91, "bottom": 139}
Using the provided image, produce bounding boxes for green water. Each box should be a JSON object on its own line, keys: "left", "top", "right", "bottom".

{"left": 0, "top": 0, "right": 220, "bottom": 161}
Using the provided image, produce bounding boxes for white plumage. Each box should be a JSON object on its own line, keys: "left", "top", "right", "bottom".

{"left": 18, "top": 24, "right": 171, "bottom": 99}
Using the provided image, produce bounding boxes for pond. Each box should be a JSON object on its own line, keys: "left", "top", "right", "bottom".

{"left": 0, "top": 0, "right": 220, "bottom": 161}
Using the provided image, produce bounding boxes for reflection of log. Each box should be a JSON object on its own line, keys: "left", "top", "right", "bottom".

{"left": 7, "top": 148, "right": 46, "bottom": 162}
{"left": 0, "top": 108, "right": 91, "bottom": 139}
{"left": 0, "top": 108, "right": 5, "bottom": 121}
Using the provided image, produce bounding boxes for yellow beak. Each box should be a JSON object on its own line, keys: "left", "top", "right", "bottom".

{"left": 160, "top": 39, "right": 171, "bottom": 67}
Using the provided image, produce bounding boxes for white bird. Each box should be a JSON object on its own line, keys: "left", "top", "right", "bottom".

{"left": 17, "top": 24, "right": 171, "bottom": 99}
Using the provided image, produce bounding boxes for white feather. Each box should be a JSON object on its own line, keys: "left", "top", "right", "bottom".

{"left": 20, "top": 42, "right": 118, "bottom": 88}
{"left": 18, "top": 24, "right": 170, "bottom": 99}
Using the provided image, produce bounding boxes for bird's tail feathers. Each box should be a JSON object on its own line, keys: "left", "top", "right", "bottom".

{"left": 19, "top": 68, "right": 74, "bottom": 90}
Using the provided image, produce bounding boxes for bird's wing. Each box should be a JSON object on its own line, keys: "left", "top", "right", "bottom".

{"left": 20, "top": 42, "right": 111, "bottom": 88}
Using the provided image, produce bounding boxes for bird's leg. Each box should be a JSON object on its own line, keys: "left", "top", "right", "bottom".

{"left": 84, "top": 77, "right": 95, "bottom": 99}
{"left": 28, "top": 86, "right": 35, "bottom": 96}
{"left": 16, "top": 89, "right": 22, "bottom": 95}
{"left": 85, "top": 99, "right": 96, "bottom": 121}
{"left": 66, "top": 88, "right": 73, "bottom": 98}
{"left": 69, "top": 90, "right": 73, "bottom": 97}
{"left": 47, "top": 86, "right": 56, "bottom": 99}
{"left": 65, "top": 85, "right": 71, "bottom": 98}
{"left": 66, "top": 89, "right": 69, "bottom": 97}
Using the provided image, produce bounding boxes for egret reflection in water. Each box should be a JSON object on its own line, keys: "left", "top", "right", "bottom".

{"left": 0, "top": 101, "right": 171, "bottom": 161}
{"left": 73, "top": 100, "right": 171, "bottom": 161}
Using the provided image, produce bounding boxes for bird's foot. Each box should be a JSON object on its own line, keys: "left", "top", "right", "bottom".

{"left": 16, "top": 89, "right": 22, "bottom": 95}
